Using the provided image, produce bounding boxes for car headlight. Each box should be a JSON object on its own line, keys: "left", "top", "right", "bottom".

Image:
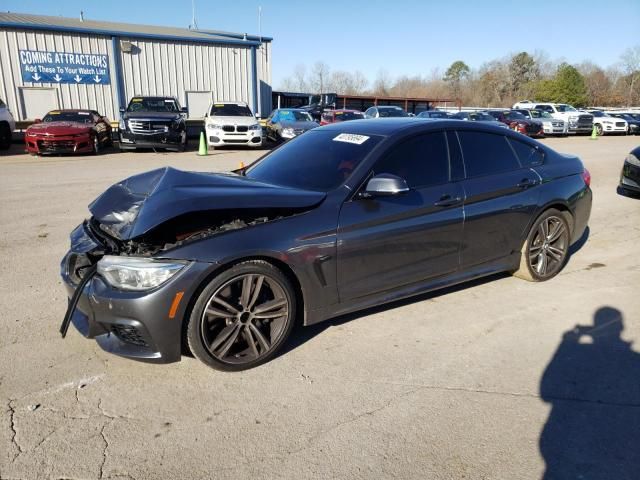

{"left": 207, "top": 123, "right": 222, "bottom": 131}
{"left": 27, "top": 131, "right": 37, "bottom": 137}
{"left": 248, "top": 124, "right": 261, "bottom": 131}
{"left": 97, "top": 256, "right": 186, "bottom": 291}
{"left": 119, "top": 119, "right": 127, "bottom": 131}
{"left": 603, "top": 120, "right": 613, "bottom": 124}
{"left": 282, "top": 127, "right": 295, "bottom": 137}
{"left": 626, "top": 153, "right": 640, "bottom": 167}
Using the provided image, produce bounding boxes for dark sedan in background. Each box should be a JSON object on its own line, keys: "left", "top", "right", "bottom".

{"left": 487, "top": 110, "right": 545, "bottom": 137}
{"left": 60, "top": 119, "right": 591, "bottom": 371}
{"left": 264, "top": 108, "right": 319, "bottom": 143}
{"left": 25, "top": 109, "right": 112, "bottom": 155}
{"left": 619, "top": 146, "right": 640, "bottom": 195}
{"left": 607, "top": 112, "right": 640, "bottom": 135}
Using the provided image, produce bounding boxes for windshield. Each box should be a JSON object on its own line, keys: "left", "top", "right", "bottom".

{"left": 419, "top": 111, "right": 449, "bottom": 118}
{"left": 210, "top": 103, "right": 253, "bottom": 117}
{"left": 43, "top": 111, "right": 93, "bottom": 123}
{"left": 278, "top": 110, "right": 313, "bottom": 122}
{"left": 590, "top": 111, "right": 605, "bottom": 117}
{"left": 378, "top": 108, "right": 408, "bottom": 118}
{"left": 469, "top": 112, "right": 496, "bottom": 121}
{"left": 334, "top": 111, "right": 365, "bottom": 121}
{"left": 629, "top": 113, "right": 640, "bottom": 121}
{"left": 246, "top": 130, "right": 383, "bottom": 191}
{"left": 127, "top": 98, "right": 179, "bottom": 113}
{"left": 530, "top": 110, "right": 553, "bottom": 119}
{"left": 556, "top": 104, "right": 577, "bottom": 112}
{"left": 506, "top": 111, "right": 527, "bottom": 120}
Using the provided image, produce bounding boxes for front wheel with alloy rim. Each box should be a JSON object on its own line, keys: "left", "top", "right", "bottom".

{"left": 595, "top": 124, "right": 604, "bottom": 136}
{"left": 514, "top": 209, "right": 571, "bottom": 282}
{"left": 187, "top": 260, "right": 297, "bottom": 371}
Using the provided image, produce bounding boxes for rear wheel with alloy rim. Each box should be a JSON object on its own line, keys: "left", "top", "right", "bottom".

{"left": 514, "top": 209, "right": 571, "bottom": 281}
{"left": 187, "top": 260, "right": 296, "bottom": 371}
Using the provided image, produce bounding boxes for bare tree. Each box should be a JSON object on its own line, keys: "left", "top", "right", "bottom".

{"left": 373, "top": 69, "right": 393, "bottom": 96}
{"left": 309, "top": 61, "right": 330, "bottom": 94}
{"left": 293, "top": 64, "right": 307, "bottom": 92}
{"left": 620, "top": 46, "right": 640, "bottom": 106}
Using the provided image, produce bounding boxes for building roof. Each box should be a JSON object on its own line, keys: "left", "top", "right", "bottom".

{"left": 0, "top": 12, "right": 272, "bottom": 46}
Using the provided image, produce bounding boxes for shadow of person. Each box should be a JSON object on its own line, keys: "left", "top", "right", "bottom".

{"left": 539, "top": 307, "right": 640, "bottom": 479}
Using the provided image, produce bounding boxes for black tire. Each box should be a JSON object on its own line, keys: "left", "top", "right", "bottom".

{"left": 0, "top": 122, "right": 11, "bottom": 150}
{"left": 187, "top": 260, "right": 297, "bottom": 371}
{"left": 514, "top": 209, "right": 571, "bottom": 282}
{"left": 595, "top": 124, "right": 603, "bottom": 136}
{"left": 91, "top": 134, "right": 100, "bottom": 155}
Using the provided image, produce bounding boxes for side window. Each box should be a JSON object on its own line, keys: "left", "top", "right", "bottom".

{"left": 373, "top": 132, "right": 449, "bottom": 188}
{"left": 508, "top": 138, "right": 544, "bottom": 167}
{"left": 457, "top": 131, "right": 521, "bottom": 177}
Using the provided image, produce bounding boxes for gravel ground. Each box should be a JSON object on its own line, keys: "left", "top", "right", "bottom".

{"left": 1, "top": 135, "right": 639, "bottom": 480}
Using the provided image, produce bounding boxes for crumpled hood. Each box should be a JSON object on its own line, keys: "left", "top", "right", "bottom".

{"left": 88, "top": 167, "right": 326, "bottom": 240}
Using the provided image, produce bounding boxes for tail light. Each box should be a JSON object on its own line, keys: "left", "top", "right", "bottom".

{"left": 582, "top": 168, "right": 591, "bottom": 187}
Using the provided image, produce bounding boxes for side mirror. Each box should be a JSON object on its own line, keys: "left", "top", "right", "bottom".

{"left": 34, "top": 118, "right": 42, "bottom": 124}
{"left": 181, "top": 107, "right": 188, "bottom": 113}
{"left": 255, "top": 113, "right": 261, "bottom": 119}
{"left": 361, "top": 174, "right": 409, "bottom": 198}
{"left": 119, "top": 107, "right": 125, "bottom": 113}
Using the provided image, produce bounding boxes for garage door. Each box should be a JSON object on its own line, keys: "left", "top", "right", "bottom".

{"left": 19, "top": 87, "right": 59, "bottom": 120}
{"left": 185, "top": 91, "right": 211, "bottom": 119}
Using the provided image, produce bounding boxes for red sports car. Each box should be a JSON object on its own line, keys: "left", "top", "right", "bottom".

{"left": 25, "top": 109, "right": 112, "bottom": 155}
{"left": 319, "top": 109, "right": 365, "bottom": 126}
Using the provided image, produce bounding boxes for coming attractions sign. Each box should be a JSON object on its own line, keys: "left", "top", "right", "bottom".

{"left": 19, "top": 49, "right": 111, "bottom": 85}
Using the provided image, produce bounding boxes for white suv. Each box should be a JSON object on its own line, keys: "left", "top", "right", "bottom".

{"left": 0, "top": 98, "right": 16, "bottom": 150}
{"left": 204, "top": 101, "right": 262, "bottom": 149}
{"left": 512, "top": 101, "right": 593, "bottom": 134}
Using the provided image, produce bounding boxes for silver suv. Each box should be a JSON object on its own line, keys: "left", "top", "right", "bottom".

{"left": 0, "top": 99, "right": 16, "bottom": 150}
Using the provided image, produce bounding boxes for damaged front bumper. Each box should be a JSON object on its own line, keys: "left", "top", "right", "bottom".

{"left": 119, "top": 130, "right": 185, "bottom": 150}
{"left": 60, "top": 222, "right": 213, "bottom": 363}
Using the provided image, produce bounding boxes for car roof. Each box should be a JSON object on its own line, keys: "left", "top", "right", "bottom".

{"left": 319, "top": 118, "right": 510, "bottom": 136}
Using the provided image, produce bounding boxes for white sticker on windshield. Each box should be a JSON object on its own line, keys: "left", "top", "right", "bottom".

{"left": 78, "top": 112, "right": 90, "bottom": 115}
{"left": 333, "top": 133, "right": 370, "bottom": 145}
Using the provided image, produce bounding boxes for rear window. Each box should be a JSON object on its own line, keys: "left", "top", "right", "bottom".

{"left": 246, "top": 130, "right": 383, "bottom": 192}
{"left": 457, "top": 131, "right": 521, "bottom": 177}
{"left": 335, "top": 111, "right": 364, "bottom": 121}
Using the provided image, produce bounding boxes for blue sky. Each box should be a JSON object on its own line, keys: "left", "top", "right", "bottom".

{"left": 3, "top": 0, "right": 639, "bottom": 87}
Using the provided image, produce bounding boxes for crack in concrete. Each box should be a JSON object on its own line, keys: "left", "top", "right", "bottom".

{"left": 7, "top": 400, "right": 23, "bottom": 463}
{"left": 350, "top": 379, "right": 640, "bottom": 408}
{"left": 98, "top": 420, "right": 111, "bottom": 480}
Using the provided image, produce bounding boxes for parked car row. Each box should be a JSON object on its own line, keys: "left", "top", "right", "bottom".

{"left": 10, "top": 94, "right": 640, "bottom": 156}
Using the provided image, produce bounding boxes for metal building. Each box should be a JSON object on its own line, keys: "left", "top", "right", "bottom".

{"left": 0, "top": 12, "right": 273, "bottom": 122}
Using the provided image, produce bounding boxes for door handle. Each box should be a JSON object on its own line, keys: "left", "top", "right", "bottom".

{"left": 516, "top": 178, "right": 538, "bottom": 189}
{"left": 434, "top": 195, "right": 462, "bottom": 207}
